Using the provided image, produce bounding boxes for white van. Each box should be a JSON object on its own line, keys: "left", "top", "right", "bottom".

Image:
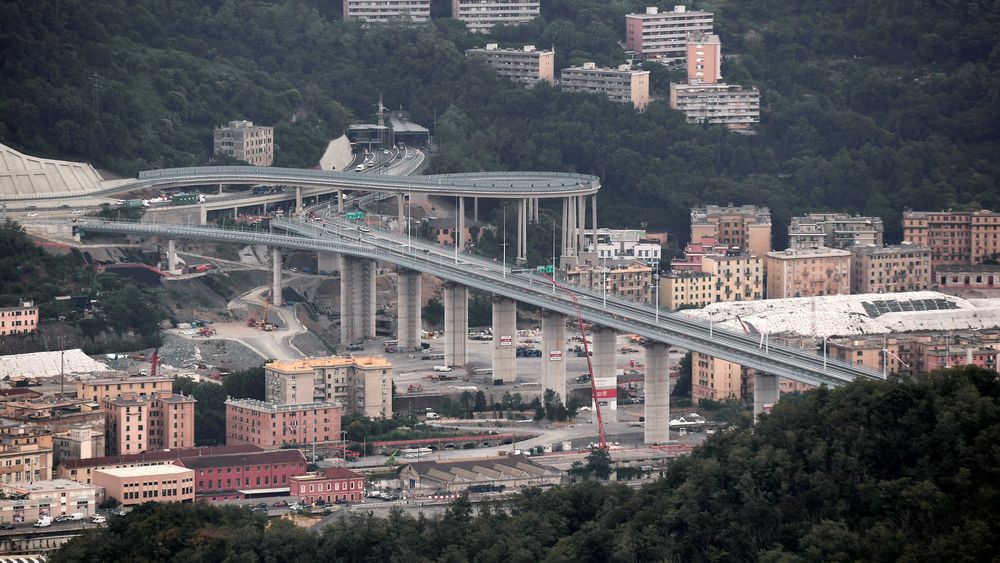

{"left": 425, "top": 412, "right": 440, "bottom": 419}
{"left": 68, "top": 512, "right": 84, "bottom": 521}
{"left": 355, "top": 164, "right": 365, "bottom": 172}
{"left": 432, "top": 365, "right": 452, "bottom": 372}
{"left": 34, "top": 516, "right": 52, "bottom": 527}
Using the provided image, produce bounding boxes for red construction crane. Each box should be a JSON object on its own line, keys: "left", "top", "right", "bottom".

{"left": 149, "top": 347, "right": 160, "bottom": 378}
{"left": 539, "top": 272, "right": 607, "bottom": 450}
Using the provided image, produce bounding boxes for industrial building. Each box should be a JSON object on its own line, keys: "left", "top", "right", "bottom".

{"left": 560, "top": 63, "right": 651, "bottom": 110}
{"left": 452, "top": 0, "right": 540, "bottom": 33}
{"left": 57, "top": 445, "right": 262, "bottom": 484}
{"left": 399, "top": 455, "right": 561, "bottom": 495}
{"left": 342, "top": 0, "right": 430, "bottom": 22}
{"left": 93, "top": 464, "right": 195, "bottom": 507}
{"left": 213, "top": 120, "right": 274, "bottom": 167}
{"left": 466, "top": 44, "right": 555, "bottom": 86}
{"left": 179, "top": 448, "right": 307, "bottom": 502}
{"left": 625, "top": 5, "right": 714, "bottom": 63}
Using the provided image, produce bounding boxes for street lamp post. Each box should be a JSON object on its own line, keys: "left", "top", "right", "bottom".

{"left": 653, "top": 267, "right": 659, "bottom": 325}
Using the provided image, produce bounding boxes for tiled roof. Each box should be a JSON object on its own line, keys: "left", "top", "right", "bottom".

{"left": 178, "top": 449, "right": 306, "bottom": 469}
{"left": 61, "top": 445, "right": 263, "bottom": 470}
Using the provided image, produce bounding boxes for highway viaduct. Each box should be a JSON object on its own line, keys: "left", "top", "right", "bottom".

{"left": 73, "top": 216, "right": 883, "bottom": 445}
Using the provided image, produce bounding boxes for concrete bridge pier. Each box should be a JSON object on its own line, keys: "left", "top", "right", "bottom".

{"left": 492, "top": 297, "right": 517, "bottom": 383}
{"left": 591, "top": 326, "right": 618, "bottom": 423}
{"left": 753, "top": 372, "right": 780, "bottom": 420}
{"left": 340, "top": 257, "right": 376, "bottom": 345}
{"left": 272, "top": 248, "right": 283, "bottom": 307}
{"left": 397, "top": 269, "right": 422, "bottom": 351}
{"left": 337, "top": 190, "right": 345, "bottom": 213}
{"left": 397, "top": 196, "right": 406, "bottom": 234}
{"left": 644, "top": 342, "right": 671, "bottom": 444}
{"left": 541, "top": 311, "right": 567, "bottom": 402}
{"left": 443, "top": 283, "right": 468, "bottom": 367}
{"left": 458, "top": 197, "right": 466, "bottom": 250}
{"left": 167, "top": 239, "right": 179, "bottom": 274}
{"left": 318, "top": 251, "right": 341, "bottom": 274}
{"left": 516, "top": 198, "right": 527, "bottom": 263}
{"left": 295, "top": 186, "right": 303, "bottom": 215}
{"left": 199, "top": 205, "right": 208, "bottom": 225}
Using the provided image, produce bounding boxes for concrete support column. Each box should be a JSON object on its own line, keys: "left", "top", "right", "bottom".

{"left": 577, "top": 195, "right": 586, "bottom": 255}
{"left": 397, "top": 270, "right": 422, "bottom": 351}
{"left": 566, "top": 197, "right": 575, "bottom": 256}
{"left": 561, "top": 198, "right": 569, "bottom": 258}
{"left": 295, "top": 186, "right": 303, "bottom": 215}
{"left": 458, "top": 197, "right": 466, "bottom": 250}
{"left": 337, "top": 190, "right": 344, "bottom": 213}
{"left": 272, "top": 248, "right": 283, "bottom": 307}
{"left": 199, "top": 205, "right": 208, "bottom": 225}
{"left": 491, "top": 297, "right": 517, "bottom": 384}
{"left": 443, "top": 283, "right": 468, "bottom": 367}
{"left": 397, "top": 196, "right": 405, "bottom": 234}
{"left": 318, "top": 252, "right": 340, "bottom": 274}
{"left": 516, "top": 199, "right": 526, "bottom": 262}
{"left": 219, "top": 183, "right": 224, "bottom": 195}
{"left": 167, "top": 239, "right": 178, "bottom": 274}
{"left": 591, "top": 326, "right": 618, "bottom": 423}
{"left": 644, "top": 343, "right": 671, "bottom": 444}
{"left": 591, "top": 195, "right": 598, "bottom": 252}
{"left": 753, "top": 372, "right": 780, "bottom": 420}
{"left": 474, "top": 197, "right": 479, "bottom": 222}
{"left": 340, "top": 257, "right": 376, "bottom": 345}
{"left": 541, "top": 312, "right": 567, "bottom": 402}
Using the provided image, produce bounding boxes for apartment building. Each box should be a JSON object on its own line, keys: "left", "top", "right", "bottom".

{"left": 466, "top": 44, "right": 554, "bottom": 86}
{"left": 903, "top": 209, "right": 1000, "bottom": 267}
{"left": 179, "top": 449, "right": 307, "bottom": 502}
{"left": 702, "top": 254, "right": 764, "bottom": 302}
{"left": 828, "top": 331, "right": 1000, "bottom": 376}
{"left": 0, "top": 301, "right": 38, "bottom": 336}
{"left": 212, "top": 120, "right": 274, "bottom": 166}
{"left": 56, "top": 445, "right": 262, "bottom": 484}
{"left": 342, "top": 0, "right": 430, "bottom": 22}
{"left": 560, "top": 63, "right": 651, "bottom": 110}
{"left": 766, "top": 247, "right": 852, "bottom": 299}
{"left": 452, "top": 0, "right": 540, "bottom": 33}
{"left": 102, "top": 391, "right": 196, "bottom": 456}
{"left": 670, "top": 236, "right": 734, "bottom": 272}
{"left": 566, "top": 260, "right": 653, "bottom": 304}
{"left": 290, "top": 467, "right": 366, "bottom": 504}
{"left": 660, "top": 272, "right": 714, "bottom": 310}
{"left": 225, "top": 399, "right": 342, "bottom": 449}
{"left": 0, "top": 431, "right": 52, "bottom": 484}
{"left": 690, "top": 205, "right": 771, "bottom": 257}
{"left": 585, "top": 228, "right": 663, "bottom": 266}
{"left": 94, "top": 464, "right": 195, "bottom": 507}
{"left": 77, "top": 376, "right": 173, "bottom": 403}
{"left": 692, "top": 352, "right": 747, "bottom": 402}
{"left": 264, "top": 356, "right": 393, "bottom": 418}
{"left": 685, "top": 31, "right": 721, "bottom": 84}
{"left": 625, "top": 5, "right": 714, "bottom": 63}
{"left": 52, "top": 424, "right": 104, "bottom": 464}
{"left": 850, "top": 244, "right": 932, "bottom": 294}
{"left": 670, "top": 82, "right": 760, "bottom": 130}
{"left": 789, "top": 213, "right": 885, "bottom": 250}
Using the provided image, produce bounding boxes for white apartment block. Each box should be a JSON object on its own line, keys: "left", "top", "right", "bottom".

{"left": 669, "top": 82, "right": 760, "bottom": 130}
{"left": 466, "top": 44, "right": 554, "bottom": 86}
{"left": 452, "top": 0, "right": 540, "bottom": 33}
{"left": 212, "top": 120, "right": 274, "bottom": 166}
{"left": 343, "top": 0, "right": 430, "bottom": 22}
{"left": 625, "top": 6, "right": 714, "bottom": 63}
{"left": 561, "top": 63, "right": 651, "bottom": 110}
{"left": 788, "top": 213, "right": 885, "bottom": 250}
{"left": 585, "top": 228, "right": 662, "bottom": 266}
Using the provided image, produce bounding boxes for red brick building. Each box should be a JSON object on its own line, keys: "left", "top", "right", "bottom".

{"left": 178, "top": 449, "right": 308, "bottom": 502}
{"left": 290, "top": 467, "right": 365, "bottom": 504}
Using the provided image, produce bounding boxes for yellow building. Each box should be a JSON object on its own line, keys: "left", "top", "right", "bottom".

{"left": 264, "top": 356, "right": 393, "bottom": 418}
{"left": 702, "top": 254, "right": 764, "bottom": 302}
{"left": 765, "top": 247, "right": 851, "bottom": 299}
{"left": 690, "top": 205, "right": 771, "bottom": 257}
{"left": 660, "top": 272, "right": 714, "bottom": 310}
{"left": 692, "top": 352, "right": 746, "bottom": 402}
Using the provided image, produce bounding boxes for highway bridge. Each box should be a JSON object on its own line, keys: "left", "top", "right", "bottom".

{"left": 73, "top": 216, "right": 883, "bottom": 442}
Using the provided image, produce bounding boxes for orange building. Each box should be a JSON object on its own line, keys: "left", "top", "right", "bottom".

{"left": 903, "top": 209, "right": 1000, "bottom": 267}
{"left": 689, "top": 205, "right": 771, "bottom": 257}
{"left": 766, "top": 247, "right": 852, "bottom": 299}
{"left": 103, "top": 392, "right": 195, "bottom": 456}
{"left": 77, "top": 376, "right": 173, "bottom": 404}
{"left": 265, "top": 355, "right": 393, "bottom": 419}
{"left": 225, "top": 399, "right": 342, "bottom": 449}
{"left": 93, "top": 464, "right": 195, "bottom": 507}
{"left": 625, "top": 5, "right": 714, "bottom": 63}
{"left": 686, "top": 31, "right": 720, "bottom": 84}
{"left": 0, "top": 301, "right": 38, "bottom": 336}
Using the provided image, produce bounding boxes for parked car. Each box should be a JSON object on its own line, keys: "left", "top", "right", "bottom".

{"left": 54, "top": 514, "right": 73, "bottom": 522}
{"left": 334, "top": 498, "right": 348, "bottom": 505}
{"left": 91, "top": 515, "right": 107, "bottom": 524}
{"left": 255, "top": 503, "right": 268, "bottom": 510}
{"left": 272, "top": 500, "right": 289, "bottom": 508}
{"left": 0, "top": 523, "right": 15, "bottom": 530}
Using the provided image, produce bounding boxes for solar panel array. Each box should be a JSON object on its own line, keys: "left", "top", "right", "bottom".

{"left": 861, "top": 298, "right": 959, "bottom": 318}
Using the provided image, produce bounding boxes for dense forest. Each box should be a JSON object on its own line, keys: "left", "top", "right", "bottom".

{"left": 53, "top": 367, "right": 1000, "bottom": 562}
{"left": 2, "top": 1, "right": 998, "bottom": 246}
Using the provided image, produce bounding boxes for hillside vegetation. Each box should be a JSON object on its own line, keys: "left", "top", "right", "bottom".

{"left": 1, "top": 1, "right": 998, "bottom": 247}
{"left": 52, "top": 367, "right": 1000, "bottom": 562}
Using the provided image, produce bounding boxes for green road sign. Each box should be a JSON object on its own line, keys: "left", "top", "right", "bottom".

{"left": 344, "top": 211, "right": 364, "bottom": 220}
{"left": 536, "top": 265, "right": 554, "bottom": 274}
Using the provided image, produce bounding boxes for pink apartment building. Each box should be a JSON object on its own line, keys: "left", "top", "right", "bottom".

{"left": 102, "top": 392, "right": 195, "bottom": 456}
{"left": 0, "top": 301, "right": 38, "bottom": 336}
{"left": 225, "top": 399, "right": 342, "bottom": 449}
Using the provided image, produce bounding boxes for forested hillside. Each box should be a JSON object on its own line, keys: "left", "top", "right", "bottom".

{"left": 52, "top": 367, "right": 1000, "bottom": 562}
{"left": 2, "top": 0, "right": 997, "bottom": 245}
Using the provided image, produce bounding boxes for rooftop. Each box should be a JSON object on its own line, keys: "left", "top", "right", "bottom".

{"left": 225, "top": 398, "right": 340, "bottom": 412}
{"left": 179, "top": 449, "right": 306, "bottom": 470}
{"left": 266, "top": 355, "right": 391, "bottom": 373}
{"left": 851, "top": 244, "right": 930, "bottom": 256}
{"left": 79, "top": 376, "right": 172, "bottom": 386}
{"left": 767, "top": 247, "right": 852, "bottom": 259}
{"left": 95, "top": 464, "right": 193, "bottom": 478}
{"left": 61, "top": 445, "right": 263, "bottom": 470}
{"left": 2, "top": 479, "right": 96, "bottom": 493}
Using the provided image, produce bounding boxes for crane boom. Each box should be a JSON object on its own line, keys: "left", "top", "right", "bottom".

{"left": 540, "top": 273, "right": 607, "bottom": 450}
